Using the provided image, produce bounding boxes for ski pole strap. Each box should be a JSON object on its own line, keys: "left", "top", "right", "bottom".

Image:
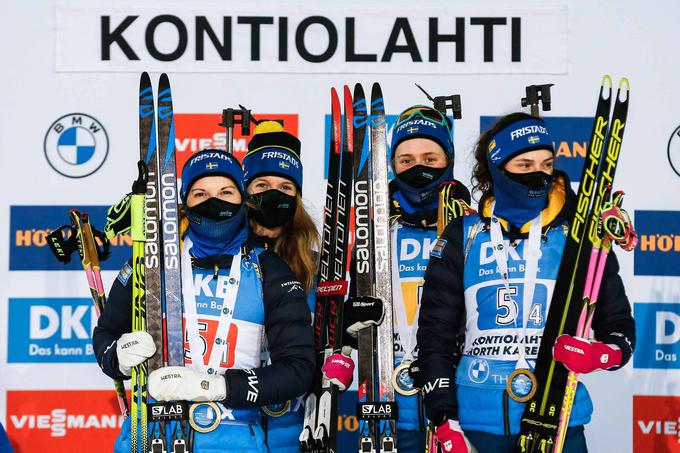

{"left": 105, "top": 193, "right": 132, "bottom": 239}
{"left": 90, "top": 225, "right": 112, "bottom": 261}
{"left": 601, "top": 191, "right": 638, "bottom": 251}
{"left": 46, "top": 225, "right": 78, "bottom": 263}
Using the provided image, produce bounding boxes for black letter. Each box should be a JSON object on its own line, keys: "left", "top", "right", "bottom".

{"left": 196, "top": 16, "right": 231, "bottom": 61}
{"left": 470, "top": 17, "right": 507, "bottom": 62}
{"left": 145, "top": 15, "right": 188, "bottom": 61}
{"left": 429, "top": 17, "right": 464, "bottom": 62}
{"left": 511, "top": 17, "right": 521, "bottom": 62}
{"left": 346, "top": 18, "right": 377, "bottom": 62}
{"left": 101, "top": 16, "right": 139, "bottom": 60}
{"left": 279, "top": 17, "right": 288, "bottom": 61}
{"left": 382, "top": 18, "right": 422, "bottom": 62}
{"left": 237, "top": 16, "right": 274, "bottom": 61}
{"left": 295, "top": 16, "right": 338, "bottom": 63}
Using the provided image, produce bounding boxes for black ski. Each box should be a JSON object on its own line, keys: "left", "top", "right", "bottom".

{"left": 300, "top": 86, "right": 354, "bottom": 453}
{"left": 157, "top": 74, "right": 183, "bottom": 369}
{"left": 352, "top": 83, "right": 379, "bottom": 453}
{"left": 517, "top": 76, "right": 630, "bottom": 452}
{"left": 130, "top": 72, "right": 156, "bottom": 453}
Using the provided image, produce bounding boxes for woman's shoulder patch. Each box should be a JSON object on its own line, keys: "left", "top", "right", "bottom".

{"left": 431, "top": 238, "right": 447, "bottom": 258}
{"left": 117, "top": 262, "right": 133, "bottom": 286}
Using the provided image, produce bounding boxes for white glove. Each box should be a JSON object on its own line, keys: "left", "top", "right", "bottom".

{"left": 116, "top": 331, "right": 156, "bottom": 376}
{"left": 149, "top": 366, "right": 227, "bottom": 402}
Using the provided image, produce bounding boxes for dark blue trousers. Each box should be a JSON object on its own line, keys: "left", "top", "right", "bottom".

{"left": 465, "top": 425, "right": 588, "bottom": 453}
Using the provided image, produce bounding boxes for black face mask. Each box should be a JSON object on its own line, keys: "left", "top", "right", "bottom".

{"left": 187, "top": 197, "right": 241, "bottom": 222}
{"left": 504, "top": 170, "right": 554, "bottom": 191}
{"left": 397, "top": 165, "right": 448, "bottom": 189}
{"left": 248, "top": 189, "right": 297, "bottom": 228}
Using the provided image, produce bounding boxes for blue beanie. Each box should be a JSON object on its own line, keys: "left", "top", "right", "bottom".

{"left": 487, "top": 118, "right": 554, "bottom": 166}
{"left": 242, "top": 121, "right": 303, "bottom": 191}
{"left": 391, "top": 105, "right": 454, "bottom": 158}
{"left": 180, "top": 149, "right": 245, "bottom": 202}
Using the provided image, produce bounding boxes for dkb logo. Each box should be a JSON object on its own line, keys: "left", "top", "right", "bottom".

{"left": 633, "top": 303, "right": 680, "bottom": 369}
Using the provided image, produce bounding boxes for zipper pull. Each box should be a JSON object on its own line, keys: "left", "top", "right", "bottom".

{"left": 213, "top": 264, "right": 219, "bottom": 280}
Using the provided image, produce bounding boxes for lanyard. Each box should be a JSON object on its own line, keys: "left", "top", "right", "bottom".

{"left": 390, "top": 223, "right": 420, "bottom": 363}
{"left": 182, "top": 237, "right": 242, "bottom": 375}
{"left": 489, "top": 205, "right": 542, "bottom": 368}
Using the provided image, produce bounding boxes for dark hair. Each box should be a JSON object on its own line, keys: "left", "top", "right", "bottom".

{"left": 472, "top": 112, "right": 537, "bottom": 199}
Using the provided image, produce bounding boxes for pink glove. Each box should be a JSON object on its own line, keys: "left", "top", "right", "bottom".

{"left": 321, "top": 346, "right": 355, "bottom": 391}
{"left": 436, "top": 420, "right": 471, "bottom": 453}
{"left": 553, "top": 334, "right": 622, "bottom": 374}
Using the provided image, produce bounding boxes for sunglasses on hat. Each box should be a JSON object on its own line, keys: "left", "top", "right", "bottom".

{"left": 397, "top": 106, "right": 452, "bottom": 130}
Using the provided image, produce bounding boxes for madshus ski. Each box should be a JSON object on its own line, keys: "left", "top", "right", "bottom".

{"left": 517, "top": 76, "right": 630, "bottom": 453}
{"left": 300, "top": 86, "right": 354, "bottom": 453}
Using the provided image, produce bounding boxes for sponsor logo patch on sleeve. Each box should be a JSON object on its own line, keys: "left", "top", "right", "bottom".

{"left": 431, "top": 238, "right": 447, "bottom": 258}
{"left": 117, "top": 263, "right": 133, "bottom": 286}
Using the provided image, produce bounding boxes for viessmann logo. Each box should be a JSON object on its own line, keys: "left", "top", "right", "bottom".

{"left": 8, "top": 298, "right": 97, "bottom": 363}
{"left": 174, "top": 113, "right": 299, "bottom": 174}
{"left": 480, "top": 116, "right": 593, "bottom": 183}
{"left": 633, "top": 395, "right": 680, "bottom": 452}
{"left": 634, "top": 303, "right": 680, "bottom": 370}
{"left": 9, "top": 205, "right": 130, "bottom": 271}
{"left": 7, "top": 390, "right": 124, "bottom": 448}
{"left": 634, "top": 211, "right": 680, "bottom": 276}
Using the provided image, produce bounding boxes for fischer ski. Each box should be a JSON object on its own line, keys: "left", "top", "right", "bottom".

{"left": 517, "top": 76, "right": 630, "bottom": 453}
{"left": 553, "top": 190, "right": 637, "bottom": 452}
{"left": 370, "top": 83, "right": 397, "bottom": 453}
{"left": 300, "top": 86, "right": 354, "bottom": 453}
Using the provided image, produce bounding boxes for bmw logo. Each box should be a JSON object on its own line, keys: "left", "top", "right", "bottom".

{"left": 44, "top": 113, "right": 109, "bottom": 178}
{"left": 468, "top": 358, "right": 490, "bottom": 384}
{"left": 668, "top": 125, "right": 680, "bottom": 178}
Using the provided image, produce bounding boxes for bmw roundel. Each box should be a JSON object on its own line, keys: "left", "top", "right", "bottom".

{"left": 44, "top": 113, "right": 109, "bottom": 178}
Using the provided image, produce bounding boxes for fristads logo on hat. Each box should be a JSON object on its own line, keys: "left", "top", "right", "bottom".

{"left": 509, "top": 124, "right": 549, "bottom": 141}
{"left": 43, "top": 113, "right": 109, "bottom": 178}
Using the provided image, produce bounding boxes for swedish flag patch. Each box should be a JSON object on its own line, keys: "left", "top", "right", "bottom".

{"left": 431, "top": 238, "right": 447, "bottom": 258}
{"left": 117, "top": 262, "right": 133, "bottom": 286}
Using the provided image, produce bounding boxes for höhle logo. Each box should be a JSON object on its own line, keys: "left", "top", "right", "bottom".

{"left": 480, "top": 116, "right": 593, "bottom": 183}
{"left": 634, "top": 303, "right": 680, "bottom": 369}
{"left": 8, "top": 298, "right": 97, "bottom": 363}
{"left": 634, "top": 210, "right": 680, "bottom": 276}
{"left": 9, "top": 205, "right": 130, "bottom": 271}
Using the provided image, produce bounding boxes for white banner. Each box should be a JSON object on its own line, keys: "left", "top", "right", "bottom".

{"left": 56, "top": 3, "right": 568, "bottom": 74}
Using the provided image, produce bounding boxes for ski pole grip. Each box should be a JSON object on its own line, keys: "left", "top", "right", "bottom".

{"left": 130, "top": 194, "right": 145, "bottom": 242}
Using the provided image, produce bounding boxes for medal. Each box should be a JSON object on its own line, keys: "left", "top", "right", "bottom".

{"left": 506, "top": 368, "right": 537, "bottom": 402}
{"left": 189, "top": 402, "right": 221, "bottom": 433}
{"left": 392, "top": 360, "right": 418, "bottom": 396}
{"left": 261, "top": 400, "right": 291, "bottom": 417}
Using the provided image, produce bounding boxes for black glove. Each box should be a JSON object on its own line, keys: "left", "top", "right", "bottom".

{"left": 408, "top": 359, "right": 425, "bottom": 390}
{"left": 343, "top": 296, "right": 384, "bottom": 339}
